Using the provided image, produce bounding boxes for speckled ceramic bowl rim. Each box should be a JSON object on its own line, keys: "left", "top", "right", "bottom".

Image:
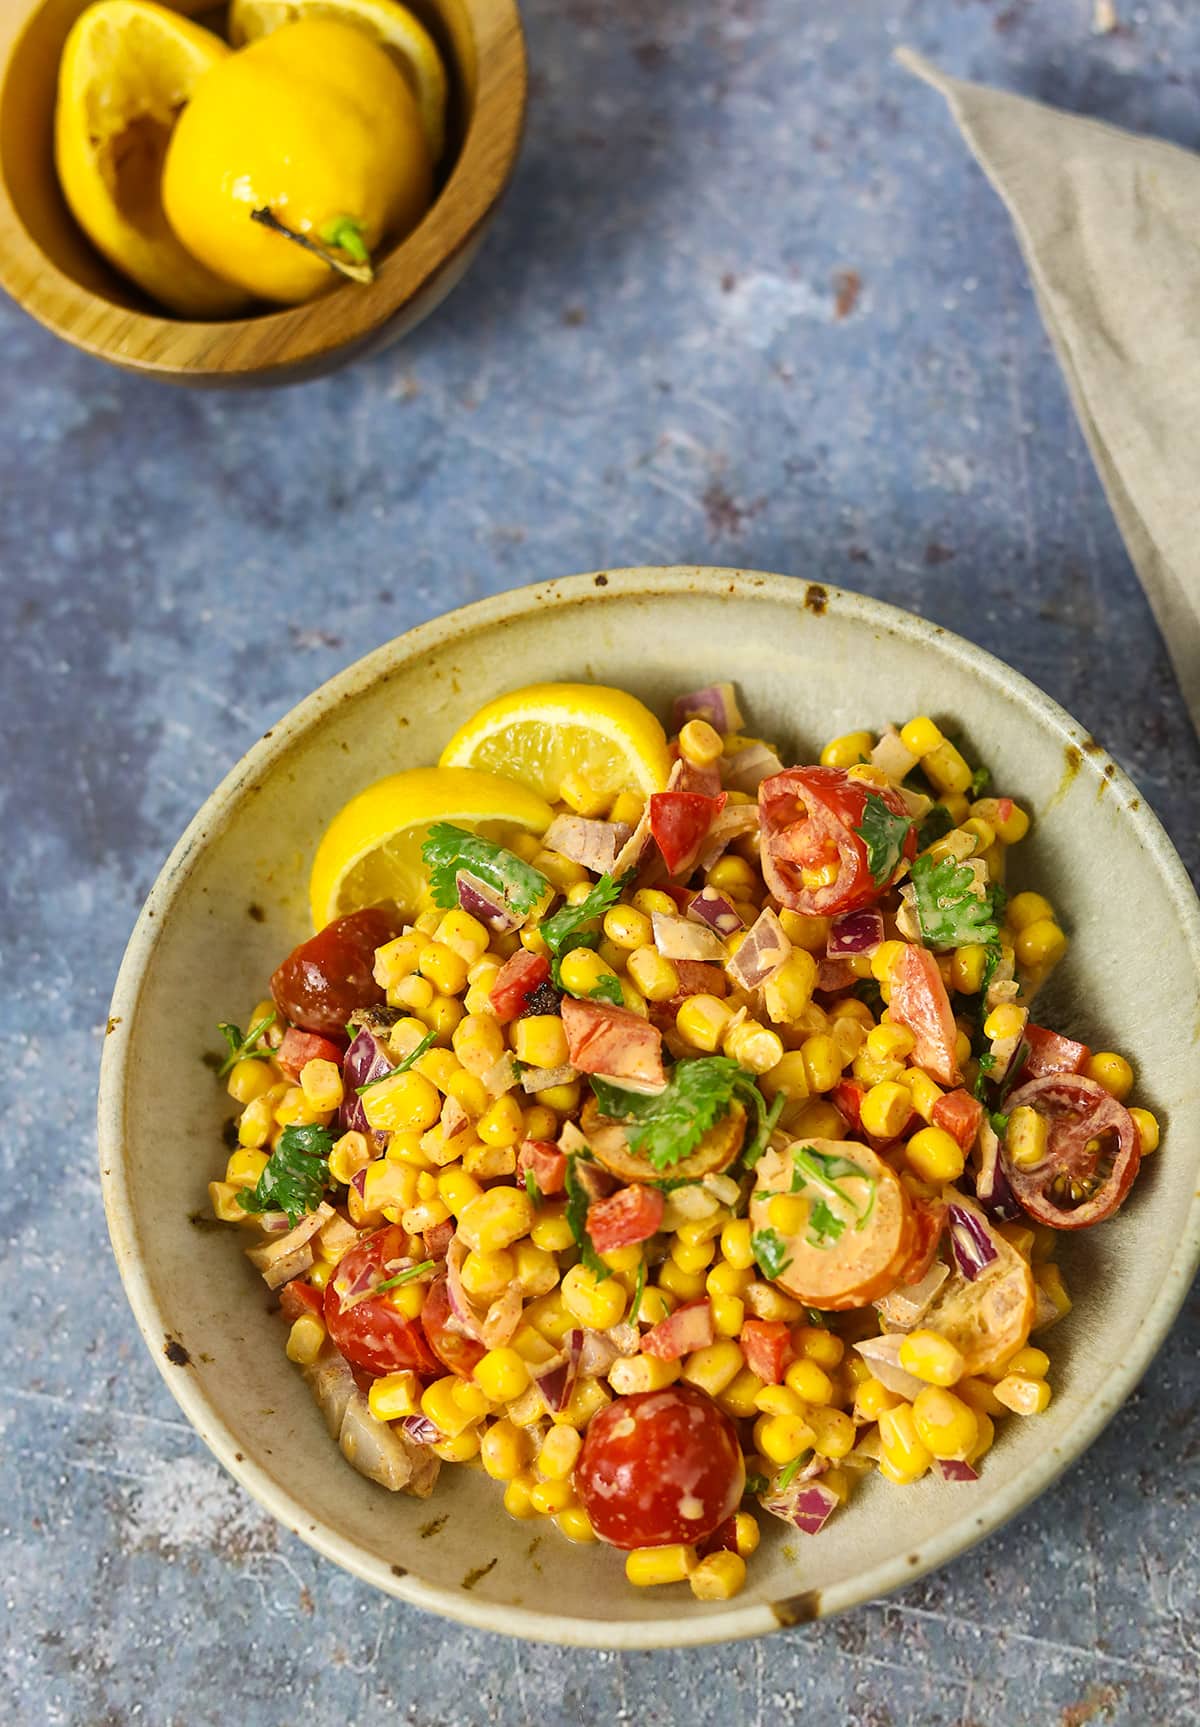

{"left": 98, "top": 567, "right": 1200, "bottom": 1648}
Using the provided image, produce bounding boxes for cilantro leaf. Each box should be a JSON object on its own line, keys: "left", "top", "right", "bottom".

{"left": 910, "top": 852, "right": 1000, "bottom": 951}
{"left": 854, "top": 791, "right": 914, "bottom": 888}
{"left": 988, "top": 1110, "right": 1010, "bottom": 1137}
{"left": 236, "top": 1123, "right": 334, "bottom": 1228}
{"left": 776, "top": 1454, "right": 808, "bottom": 1492}
{"left": 751, "top": 1227, "right": 793, "bottom": 1279}
{"left": 591, "top": 1057, "right": 772, "bottom": 1173}
{"left": 356, "top": 1027, "right": 437, "bottom": 1093}
{"left": 216, "top": 1011, "right": 276, "bottom": 1078}
{"left": 917, "top": 803, "right": 955, "bottom": 851}
{"left": 588, "top": 975, "right": 625, "bottom": 1007}
{"left": 744, "top": 1473, "right": 770, "bottom": 1497}
{"left": 807, "top": 1198, "right": 846, "bottom": 1248}
{"left": 541, "top": 872, "right": 634, "bottom": 987}
{"left": 524, "top": 1168, "right": 542, "bottom": 1206}
{"left": 563, "top": 1155, "right": 612, "bottom": 1280}
{"left": 374, "top": 1259, "right": 435, "bottom": 1294}
{"left": 973, "top": 1051, "right": 996, "bottom": 1101}
{"left": 421, "top": 823, "right": 550, "bottom": 916}
{"left": 969, "top": 764, "right": 991, "bottom": 797}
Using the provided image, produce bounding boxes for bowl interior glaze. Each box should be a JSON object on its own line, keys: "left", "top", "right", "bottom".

{"left": 98, "top": 568, "right": 1200, "bottom": 1646}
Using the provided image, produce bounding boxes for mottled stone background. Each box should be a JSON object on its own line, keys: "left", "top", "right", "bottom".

{"left": 2, "top": 1, "right": 1198, "bottom": 1723}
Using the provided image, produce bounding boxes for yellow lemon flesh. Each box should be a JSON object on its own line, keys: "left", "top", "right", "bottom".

{"left": 161, "top": 18, "right": 432, "bottom": 305}
{"left": 439, "top": 683, "right": 672, "bottom": 803}
{"left": 229, "top": 0, "right": 448, "bottom": 164}
{"left": 308, "top": 766, "right": 553, "bottom": 930}
{"left": 54, "top": 0, "right": 250, "bottom": 317}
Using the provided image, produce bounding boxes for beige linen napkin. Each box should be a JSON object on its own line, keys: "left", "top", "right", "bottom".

{"left": 898, "top": 48, "right": 1200, "bottom": 726}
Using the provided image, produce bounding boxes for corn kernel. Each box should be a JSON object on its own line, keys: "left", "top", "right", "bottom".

{"left": 711, "top": 1294, "right": 746, "bottom": 1337}
{"left": 759, "top": 1413, "right": 814, "bottom": 1464}
{"left": 1130, "top": 1107, "right": 1159, "bottom": 1154}
{"left": 537, "top": 1424, "right": 582, "bottom": 1480}
{"left": 429, "top": 1428, "right": 480, "bottom": 1463}
{"left": 458, "top": 1184, "right": 534, "bottom": 1252}
{"left": 225, "top": 1146, "right": 269, "bottom": 1190}
{"left": 227, "top": 1057, "right": 276, "bottom": 1106}
{"left": 1006, "top": 1105, "right": 1048, "bottom": 1171}
{"left": 536, "top": 1080, "right": 581, "bottom": 1114}
{"left": 911, "top": 1387, "right": 979, "bottom": 1460}
{"left": 861, "top": 1080, "right": 912, "bottom": 1140}
{"left": 391, "top": 976, "right": 436, "bottom": 1016}
{"left": 1005, "top": 1345, "right": 1050, "bottom": 1379}
{"left": 362, "top": 1158, "right": 418, "bottom": 1217}
{"left": 609, "top": 1354, "right": 680, "bottom": 1395}
{"left": 765, "top": 1194, "right": 806, "bottom": 1237}
{"left": 535, "top": 848, "right": 590, "bottom": 891}
{"left": 744, "top": 1281, "right": 803, "bottom": 1323}
{"left": 807, "top": 1405, "right": 855, "bottom": 1458}
{"left": 503, "top": 1472, "right": 538, "bottom": 1518}
{"left": 724, "top": 1019, "right": 785, "bottom": 1075}
{"left": 273, "top": 1085, "right": 330, "bottom": 1129}
{"left": 285, "top": 1312, "right": 326, "bottom": 1365}
{"left": 997, "top": 1221, "right": 1036, "bottom": 1259}
{"left": 452, "top": 1013, "right": 506, "bottom": 1077}
{"left": 677, "top": 716, "right": 723, "bottom": 766}
{"left": 898, "top": 1329, "right": 965, "bottom": 1387}
{"left": 1006, "top": 891, "right": 1054, "bottom": 932}
{"left": 784, "top": 1359, "right": 834, "bottom": 1405}
{"left": 433, "top": 908, "right": 490, "bottom": 964}
{"left": 1085, "top": 1051, "right": 1134, "bottom": 1102}
{"left": 556, "top": 1375, "right": 612, "bottom": 1430}
{"left": 854, "top": 1376, "right": 902, "bottom": 1423}
{"left": 755, "top": 1384, "right": 805, "bottom": 1417}
{"left": 717, "top": 1367, "right": 766, "bottom": 1419}
{"left": 1015, "top": 918, "right": 1068, "bottom": 969}
{"left": 794, "top": 1326, "right": 844, "bottom": 1369}
{"left": 626, "top": 1545, "right": 696, "bottom": 1587}
{"left": 994, "top": 1374, "right": 1052, "bottom": 1415}
{"left": 729, "top": 1511, "right": 760, "bottom": 1557}
{"left": 362, "top": 1069, "right": 441, "bottom": 1134}
{"left": 657, "top": 1259, "right": 707, "bottom": 1302}
{"left": 479, "top": 1418, "right": 529, "bottom": 1481}
{"left": 674, "top": 993, "right": 733, "bottom": 1053}
{"left": 866, "top": 1024, "right": 915, "bottom": 1065}
{"left": 421, "top": 1376, "right": 473, "bottom": 1437}
{"left": 387, "top": 1282, "right": 425, "bottom": 1319}
{"left": 820, "top": 729, "right": 875, "bottom": 769}
{"left": 689, "top": 1550, "right": 747, "bottom": 1600}
{"left": 983, "top": 1002, "right": 1025, "bottom": 1042}
{"left": 922, "top": 740, "right": 972, "bottom": 796}
{"left": 626, "top": 945, "right": 680, "bottom": 1003}
{"left": 761, "top": 950, "right": 819, "bottom": 1026}
{"left": 561, "top": 1263, "right": 628, "bottom": 1330}
{"left": 476, "top": 1094, "right": 525, "bottom": 1149}
{"left": 470, "top": 1347, "right": 529, "bottom": 1403}
{"left": 799, "top": 1033, "right": 842, "bottom": 1094}
{"left": 719, "top": 1218, "right": 755, "bottom": 1272}
{"left": 454, "top": 1248, "right": 513, "bottom": 1302}
{"left": 556, "top": 947, "right": 615, "bottom": 999}
{"left": 899, "top": 716, "right": 944, "bottom": 757}
{"left": 905, "top": 1125, "right": 965, "bottom": 1184}
{"left": 878, "top": 1402, "right": 933, "bottom": 1477}
{"left": 513, "top": 1015, "right": 570, "bottom": 1071}
{"left": 679, "top": 1340, "right": 745, "bottom": 1398}
{"left": 367, "top": 1370, "right": 421, "bottom": 1421}
{"left": 531, "top": 1204, "right": 575, "bottom": 1253}
{"left": 373, "top": 933, "right": 428, "bottom": 989}
{"left": 1033, "top": 1262, "right": 1072, "bottom": 1325}
{"left": 956, "top": 1376, "right": 1006, "bottom": 1418}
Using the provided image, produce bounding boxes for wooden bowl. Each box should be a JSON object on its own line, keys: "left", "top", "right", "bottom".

{"left": 0, "top": 0, "right": 526, "bottom": 383}
{"left": 98, "top": 568, "right": 1200, "bottom": 1645}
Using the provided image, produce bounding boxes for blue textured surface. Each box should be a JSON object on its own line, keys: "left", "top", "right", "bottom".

{"left": 3, "top": 2, "right": 1199, "bottom": 1723}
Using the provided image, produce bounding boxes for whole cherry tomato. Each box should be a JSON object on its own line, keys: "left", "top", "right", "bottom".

{"left": 575, "top": 1386, "right": 745, "bottom": 1548}
{"left": 271, "top": 906, "right": 401, "bottom": 1039}
{"left": 324, "top": 1225, "right": 440, "bottom": 1377}
{"left": 759, "top": 767, "right": 915, "bottom": 917}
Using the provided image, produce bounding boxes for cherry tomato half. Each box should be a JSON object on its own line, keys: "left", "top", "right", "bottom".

{"left": 488, "top": 950, "right": 551, "bottom": 1023}
{"left": 276, "top": 1027, "right": 345, "bottom": 1082}
{"left": 418, "top": 1273, "right": 486, "bottom": 1377}
{"left": 649, "top": 789, "right": 727, "bottom": 876}
{"left": 1001, "top": 1073, "right": 1141, "bottom": 1229}
{"left": 888, "top": 943, "right": 961, "bottom": 1087}
{"left": 324, "top": 1225, "right": 440, "bottom": 1378}
{"left": 586, "top": 1184, "right": 664, "bottom": 1252}
{"left": 759, "top": 767, "right": 915, "bottom": 917}
{"left": 576, "top": 1386, "right": 745, "bottom": 1548}
{"left": 271, "top": 906, "right": 401, "bottom": 1040}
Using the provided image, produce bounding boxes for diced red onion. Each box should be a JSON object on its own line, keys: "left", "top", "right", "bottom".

{"left": 933, "top": 1458, "right": 979, "bottom": 1483}
{"left": 726, "top": 907, "right": 791, "bottom": 990}
{"left": 557, "top": 1120, "right": 590, "bottom": 1158}
{"left": 578, "top": 1329, "right": 621, "bottom": 1378}
{"left": 687, "top": 886, "right": 744, "bottom": 936}
{"left": 651, "top": 911, "right": 726, "bottom": 963}
{"left": 520, "top": 1062, "right": 578, "bottom": 1093}
{"left": 947, "top": 1203, "right": 999, "bottom": 1281}
{"left": 695, "top": 804, "right": 761, "bottom": 874}
{"left": 852, "top": 1334, "right": 926, "bottom": 1399}
{"left": 827, "top": 908, "right": 884, "bottom": 958}
{"left": 816, "top": 957, "right": 857, "bottom": 994}
{"left": 606, "top": 1321, "right": 640, "bottom": 1356}
{"left": 870, "top": 726, "right": 918, "bottom": 782}
{"left": 444, "top": 1238, "right": 484, "bottom": 1341}
{"left": 672, "top": 682, "right": 744, "bottom": 736}
{"left": 611, "top": 802, "right": 655, "bottom": 877}
{"left": 351, "top": 1167, "right": 368, "bottom": 1200}
{"left": 670, "top": 755, "right": 723, "bottom": 799}
{"left": 480, "top": 1284, "right": 523, "bottom": 1350}
{"left": 972, "top": 1122, "right": 1024, "bottom": 1223}
{"left": 456, "top": 870, "right": 522, "bottom": 934}
{"left": 783, "top": 1481, "right": 841, "bottom": 1536}
{"left": 874, "top": 1260, "right": 950, "bottom": 1332}
{"left": 532, "top": 1330, "right": 583, "bottom": 1413}
{"left": 541, "top": 816, "right": 633, "bottom": 876}
{"left": 398, "top": 1414, "right": 441, "bottom": 1446}
{"left": 258, "top": 1212, "right": 292, "bottom": 1234}
{"left": 339, "top": 1028, "right": 393, "bottom": 1145}
{"left": 482, "top": 1052, "right": 520, "bottom": 1097}
{"left": 721, "top": 741, "right": 783, "bottom": 795}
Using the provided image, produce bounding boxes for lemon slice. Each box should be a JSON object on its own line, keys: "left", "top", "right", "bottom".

{"left": 439, "top": 683, "right": 672, "bottom": 804}
{"left": 55, "top": 1, "right": 251, "bottom": 317}
{"left": 309, "top": 766, "right": 553, "bottom": 930}
{"left": 229, "top": 0, "right": 448, "bottom": 162}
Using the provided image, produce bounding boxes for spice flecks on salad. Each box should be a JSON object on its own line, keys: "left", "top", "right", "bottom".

{"left": 209, "top": 683, "right": 1159, "bottom": 1603}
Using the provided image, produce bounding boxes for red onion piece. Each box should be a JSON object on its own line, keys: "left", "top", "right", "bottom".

{"left": 340, "top": 1028, "right": 393, "bottom": 1146}
{"left": 947, "top": 1203, "right": 999, "bottom": 1281}
{"left": 934, "top": 1457, "right": 980, "bottom": 1482}
{"left": 874, "top": 1259, "right": 950, "bottom": 1332}
{"left": 399, "top": 1414, "right": 441, "bottom": 1446}
{"left": 480, "top": 1284, "right": 523, "bottom": 1350}
{"left": 542, "top": 815, "right": 633, "bottom": 875}
{"left": 721, "top": 741, "right": 783, "bottom": 794}
{"left": 641, "top": 1299, "right": 715, "bottom": 1361}
{"left": 532, "top": 1329, "right": 583, "bottom": 1412}
{"left": 816, "top": 957, "right": 857, "bottom": 994}
{"left": 870, "top": 726, "right": 918, "bottom": 782}
{"left": 695, "top": 804, "right": 761, "bottom": 873}
{"left": 482, "top": 1052, "right": 520, "bottom": 1097}
{"left": 687, "top": 886, "right": 744, "bottom": 937}
{"left": 973, "top": 1121, "right": 1024, "bottom": 1223}
{"left": 350, "top": 1167, "right": 368, "bottom": 1200}
{"left": 444, "top": 1239, "right": 485, "bottom": 1341}
{"left": 456, "top": 871, "right": 522, "bottom": 934}
{"left": 258, "top": 1212, "right": 292, "bottom": 1234}
{"left": 852, "top": 1334, "right": 926, "bottom": 1399}
{"left": 520, "top": 1062, "right": 578, "bottom": 1093}
{"left": 827, "top": 908, "right": 885, "bottom": 958}
{"left": 651, "top": 911, "right": 726, "bottom": 963}
{"left": 611, "top": 801, "right": 655, "bottom": 877}
{"left": 726, "top": 907, "right": 791, "bottom": 991}
{"left": 760, "top": 1456, "right": 837, "bottom": 1532}
{"left": 578, "top": 1329, "right": 621, "bottom": 1378}
{"left": 672, "top": 682, "right": 744, "bottom": 736}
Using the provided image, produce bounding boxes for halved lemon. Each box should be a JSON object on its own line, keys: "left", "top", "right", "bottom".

{"left": 55, "top": 0, "right": 251, "bottom": 316}
{"left": 309, "top": 766, "right": 553, "bottom": 930}
{"left": 440, "top": 683, "right": 672, "bottom": 804}
{"left": 229, "top": 0, "right": 448, "bottom": 162}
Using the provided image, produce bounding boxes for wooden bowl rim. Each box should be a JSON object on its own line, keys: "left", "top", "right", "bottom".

{"left": 0, "top": 0, "right": 526, "bottom": 377}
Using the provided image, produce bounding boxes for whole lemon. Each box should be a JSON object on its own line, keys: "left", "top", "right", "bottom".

{"left": 161, "top": 18, "right": 432, "bottom": 304}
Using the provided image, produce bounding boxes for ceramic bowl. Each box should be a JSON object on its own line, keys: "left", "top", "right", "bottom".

{"left": 0, "top": 0, "right": 525, "bottom": 384}
{"left": 98, "top": 567, "right": 1200, "bottom": 1646}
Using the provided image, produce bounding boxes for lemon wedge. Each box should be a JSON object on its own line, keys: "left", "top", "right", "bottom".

{"left": 309, "top": 766, "right": 553, "bottom": 930}
{"left": 55, "top": 0, "right": 251, "bottom": 317}
{"left": 228, "top": 0, "right": 448, "bottom": 162}
{"left": 439, "top": 682, "right": 672, "bottom": 804}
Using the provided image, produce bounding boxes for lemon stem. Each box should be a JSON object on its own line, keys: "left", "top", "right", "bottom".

{"left": 249, "top": 207, "right": 374, "bottom": 285}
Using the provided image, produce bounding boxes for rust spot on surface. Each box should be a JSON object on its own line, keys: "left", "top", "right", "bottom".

{"left": 1082, "top": 737, "right": 1104, "bottom": 755}
{"left": 1060, "top": 1683, "right": 1123, "bottom": 1727}
{"left": 105, "top": 1016, "right": 122, "bottom": 1035}
{"left": 420, "top": 1514, "right": 448, "bottom": 1539}
{"left": 804, "top": 584, "right": 828, "bottom": 615}
{"left": 234, "top": 1452, "right": 244, "bottom": 1462}
{"left": 832, "top": 268, "right": 861, "bottom": 320}
{"left": 164, "top": 1337, "right": 191, "bottom": 1367}
{"left": 1131, "top": 797, "right": 1141, "bottom": 810}
{"left": 461, "top": 1557, "right": 498, "bottom": 1591}
{"left": 594, "top": 573, "right": 609, "bottom": 587}
{"left": 770, "top": 1589, "right": 822, "bottom": 1627}
{"left": 247, "top": 902, "right": 265, "bottom": 922}
{"left": 188, "top": 1210, "right": 222, "bottom": 1233}
{"left": 390, "top": 1563, "right": 408, "bottom": 1579}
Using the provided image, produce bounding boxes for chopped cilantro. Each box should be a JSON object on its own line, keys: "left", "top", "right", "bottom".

{"left": 374, "top": 1259, "right": 435, "bottom": 1294}
{"left": 807, "top": 1199, "right": 846, "bottom": 1248}
{"left": 356, "top": 1027, "right": 437, "bottom": 1093}
{"left": 917, "top": 804, "right": 955, "bottom": 850}
{"left": 988, "top": 1110, "right": 1010, "bottom": 1137}
{"left": 524, "top": 1168, "right": 542, "bottom": 1206}
{"left": 751, "top": 1227, "right": 793, "bottom": 1280}
{"left": 236, "top": 1123, "right": 334, "bottom": 1228}
{"left": 785, "top": 1144, "right": 877, "bottom": 1240}
{"left": 776, "top": 1454, "right": 808, "bottom": 1492}
{"left": 591, "top": 1057, "right": 777, "bottom": 1173}
{"left": 996, "top": 1039, "right": 1030, "bottom": 1107}
{"left": 563, "top": 1154, "right": 611, "bottom": 1281}
{"left": 969, "top": 764, "right": 991, "bottom": 797}
{"left": 588, "top": 975, "right": 625, "bottom": 1007}
{"left": 216, "top": 1011, "right": 276, "bottom": 1078}
{"left": 972, "top": 1052, "right": 996, "bottom": 1101}
{"left": 853, "top": 977, "right": 884, "bottom": 1017}
{"left": 421, "top": 823, "right": 550, "bottom": 916}
{"left": 854, "top": 791, "right": 914, "bottom": 888}
{"left": 744, "top": 1473, "right": 770, "bottom": 1497}
{"left": 910, "top": 853, "right": 1000, "bottom": 951}
{"left": 805, "top": 1307, "right": 829, "bottom": 1329}
{"left": 541, "top": 871, "right": 634, "bottom": 988}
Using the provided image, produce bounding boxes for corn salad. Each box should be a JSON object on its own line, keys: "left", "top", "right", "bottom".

{"left": 210, "top": 680, "right": 1158, "bottom": 1603}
